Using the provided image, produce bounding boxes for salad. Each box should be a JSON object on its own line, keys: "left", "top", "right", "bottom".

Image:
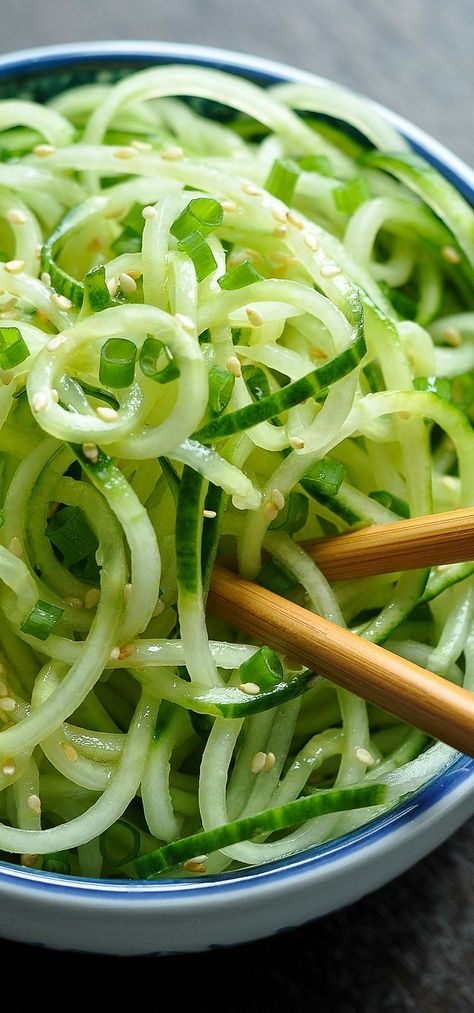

{"left": 0, "top": 63, "right": 472, "bottom": 878}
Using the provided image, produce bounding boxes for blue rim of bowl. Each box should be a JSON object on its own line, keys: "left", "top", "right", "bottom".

{"left": 0, "top": 40, "right": 473, "bottom": 900}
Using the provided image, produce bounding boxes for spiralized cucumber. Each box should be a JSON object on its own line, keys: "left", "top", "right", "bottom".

{"left": 0, "top": 64, "right": 471, "bottom": 880}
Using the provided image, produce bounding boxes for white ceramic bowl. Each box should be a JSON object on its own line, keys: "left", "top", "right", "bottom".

{"left": 0, "top": 40, "right": 473, "bottom": 957}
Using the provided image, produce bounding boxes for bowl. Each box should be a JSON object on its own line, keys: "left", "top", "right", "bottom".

{"left": 0, "top": 40, "right": 473, "bottom": 957}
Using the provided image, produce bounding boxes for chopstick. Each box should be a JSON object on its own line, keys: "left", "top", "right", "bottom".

{"left": 208, "top": 564, "right": 474, "bottom": 757}
{"left": 301, "top": 507, "right": 474, "bottom": 581}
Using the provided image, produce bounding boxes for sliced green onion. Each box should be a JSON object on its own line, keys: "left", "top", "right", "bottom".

{"left": 43, "top": 851, "right": 71, "bottom": 875}
{"left": 413, "top": 376, "right": 452, "bottom": 401}
{"left": 217, "top": 260, "right": 263, "bottom": 290}
{"left": 84, "top": 265, "right": 114, "bottom": 312}
{"left": 207, "top": 364, "right": 235, "bottom": 415}
{"left": 238, "top": 645, "right": 284, "bottom": 691}
{"left": 46, "top": 505, "right": 98, "bottom": 565}
{"left": 21, "top": 599, "right": 64, "bottom": 641}
{"left": 369, "top": 490, "right": 411, "bottom": 518}
{"left": 135, "top": 783, "right": 386, "bottom": 876}
{"left": 111, "top": 202, "right": 146, "bottom": 255}
{"left": 269, "top": 490, "right": 309, "bottom": 534}
{"left": 265, "top": 158, "right": 300, "bottom": 205}
{"left": 177, "top": 231, "right": 217, "bottom": 282}
{"left": 139, "top": 336, "right": 180, "bottom": 384}
{"left": 258, "top": 559, "right": 296, "bottom": 596}
{"left": 170, "top": 198, "right": 223, "bottom": 241}
{"left": 301, "top": 459, "right": 345, "bottom": 497}
{"left": 333, "top": 177, "right": 371, "bottom": 214}
{"left": 99, "top": 337, "right": 137, "bottom": 388}
{"left": 242, "top": 363, "right": 271, "bottom": 401}
{"left": 0, "top": 326, "right": 29, "bottom": 369}
{"left": 299, "top": 154, "right": 334, "bottom": 176}
{"left": 122, "top": 203, "right": 146, "bottom": 235}
{"left": 100, "top": 819, "right": 141, "bottom": 867}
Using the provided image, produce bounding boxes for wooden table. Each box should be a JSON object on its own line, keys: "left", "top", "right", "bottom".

{"left": 0, "top": 1, "right": 473, "bottom": 1005}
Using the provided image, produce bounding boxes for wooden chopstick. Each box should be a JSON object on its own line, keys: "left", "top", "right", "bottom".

{"left": 208, "top": 564, "right": 474, "bottom": 757}
{"left": 301, "top": 507, "right": 474, "bottom": 580}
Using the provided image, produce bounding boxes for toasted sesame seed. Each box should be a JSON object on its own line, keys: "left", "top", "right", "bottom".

{"left": 2, "top": 759, "right": 15, "bottom": 777}
{"left": 142, "top": 205, "right": 157, "bottom": 220}
{"left": 7, "top": 209, "right": 27, "bottom": 225}
{"left": 118, "top": 644, "right": 135, "bottom": 660}
{"left": 263, "top": 502, "right": 279, "bottom": 522}
{"left": 82, "top": 442, "right": 99, "bottom": 464}
{"left": 271, "top": 207, "right": 287, "bottom": 223}
{"left": 398, "top": 411, "right": 411, "bottom": 420}
{"left": 27, "top": 794, "right": 41, "bottom": 815}
{"left": 64, "top": 596, "right": 84, "bottom": 609}
{"left": 123, "top": 583, "right": 132, "bottom": 603}
{"left": 272, "top": 225, "right": 288, "bottom": 239}
{"left": 114, "top": 146, "right": 136, "bottom": 160}
{"left": 8, "top": 536, "right": 22, "bottom": 558}
{"left": 128, "top": 269, "right": 141, "bottom": 279}
{"left": 40, "top": 271, "right": 51, "bottom": 286}
{"left": 84, "top": 588, "right": 100, "bottom": 610}
{"left": 31, "top": 391, "right": 48, "bottom": 414}
{"left": 61, "top": 741, "right": 78, "bottom": 762}
{"left": 175, "top": 312, "right": 195, "bottom": 333}
{"left": 309, "top": 347, "right": 327, "bottom": 360}
{"left": 264, "top": 751, "right": 276, "bottom": 773}
{"left": 320, "top": 262, "right": 341, "bottom": 279}
{"left": 52, "top": 293, "right": 72, "bottom": 310}
{"left": 0, "top": 698, "right": 15, "bottom": 712}
{"left": 271, "top": 488, "right": 285, "bottom": 511}
{"left": 221, "top": 199, "right": 237, "bottom": 212}
{"left": 245, "top": 307, "right": 264, "bottom": 327}
{"left": 225, "top": 354, "right": 242, "bottom": 378}
{"left": 356, "top": 747, "right": 375, "bottom": 766}
{"left": 119, "top": 272, "right": 137, "bottom": 295}
{"left": 161, "top": 146, "right": 184, "bottom": 160}
{"left": 304, "top": 234, "right": 319, "bottom": 251}
{"left": 131, "top": 139, "right": 153, "bottom": 152}
{"left": 47, "top": 335, "right": 67, "bottom": 351}
{"left": 443, "top": 326, "right": 462, "bottom": 347}
{"left": 153, "top": 600, "right": 166, "bottom": 616}
{"left": 35, "top": 244, "right": 42, "bottom": 258}
{"left": 97, "top": 405, "right": 118, "bottom": 422}
{"left": 241, "top": 182, "right": 261, "bottom": 196}
{"left": 203, "top": 509, "right": 217, "bottom": 518}
{"left": 251, "top": 751, "right": 267, "bottom": 774}
{"left": 239, "top": 681, "right": 261, "bottom": 695}
{"left": 442, "top": 245, "right": 461, "bottom": 264}
{"left": 109, "top": 646, "right": 121, "bottom": 661}
{"left": 286, "top": 211, "right": 304, "bottom": 230}
{"left": 106, "top": 277, "right": 119, "bottom": 297}
{"left": 33, "top": 144, "right": 55, "bottom": 157}
{"left": 4, "top": 259, "right": 25, "bottom": 273}
{"left": 0, "top": 682, "right": 9, "bottom": 698}
{"left": 183, "top": 857, "right": 207, "bottom": 873}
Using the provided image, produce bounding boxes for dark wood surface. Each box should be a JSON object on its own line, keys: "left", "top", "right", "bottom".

{"left": 0, "top": 1, "right": 473, "bottom": 1004}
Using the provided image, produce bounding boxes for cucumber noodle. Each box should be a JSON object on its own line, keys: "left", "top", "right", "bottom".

{"left": 0, "top": 65, "right": 472, "bottom": 878}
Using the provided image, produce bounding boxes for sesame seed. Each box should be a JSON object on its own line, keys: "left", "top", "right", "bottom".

{"left": 118, "top": 644, "right": 135, "bottom": 660}
{"left": 119, "top": 272, "right": 137, "bottom": 295}
{"left": 443, "top": 326, "right": 462, "bottom": 347}
{"left": 123, "top": 583, "right": 132, "bottom": 603}
{"left": 128, "top": 269, "right": 141, "bottom": 280}
{"left": 175, "top": 312, "right": 194, "bottom": 333}
{"left": 239, "top": 681, "right": 261, "bottom": 696}
{"left": 271, "top": 207, "right": 287, "bottom": 223}
{"left": 272, "top": 225, "right": 288, "bottom": 239}
{"left": 153, "top": 600, "right": 166, "bottom": 616}
{"left": 131, "top": 139, "right": 153, "bottom": 152}
{"left": 7, "top": 209, "right": 27, "bottom": 225}
{"left": 183, "top": 857, "right": 207, "bottom": 873}
{"left": 8, "top": 536, "right": 22, "bottom": 558}
{"left": 286, "top": 211, "right": 304, "bottom": 230}
{"left": 355, "top": 747, "right": 375, "bottom": 767}
{"left": 251, "top": 751, "right": 267, "bottom": 774}
{"left": 33, "top": 144, "right": 55, "bottom": 157}
{"left": 398, "top": 411, "right": 411, "bottom": 420}
{"left": 4, "top": 259, "right": 25, "bottom": 273}
{"left": 203, "top": 509, "right": 217, "bottom": 518}
{"left": 241, "top": 182, "right": 261, "bottom": 196}
{"left": 113, "top": 146, "right": 136, "bottom": 160}
{"left": 160, "top": 146, "right": 184, "bottom": 160}
{"left": 40, "top": 271, "right": 51, "bottom": 286}
{"left": 263, "top": 502, "right": 279, "bottom": 522}
{"left": 97, "top": 405, "right": 118, "bottom": 422}
{"left": 142, "top": 205, "right": 157, "bottom": 220}
{"left": 442, "top": 245, "right": 461, "bottom": 264}
{"left": 34, "top": 244, "right": 42, "bottom": 258}
{"left": 225, "top": 355, "right": 242, "bottom": 378}
{"left": 31, "top": 391, "right": 48, "bottom": 414}
{"left": 0, "top": 698, "right": 15, "bottom": 712}
{"left": 52, "top": 293, "right": 72, "bottom": 310}
{"left": 309, "top": 347, "right": 327, "bottom": 360}
{"left": 82, "top": 442, "right": 99, "bottom": 464}
{"left": 0, "top": 682, "right": 8, "bottom": 698}
{"left": 109, "top": 646, "right": 121, "bottom": 661}
{"left": 47, "top": 335, "right": 67, "bottom": 351}
{"left": 271, "top": 488, "right": 285, "bottom": 511}
{"left": 320, "top": 262, "right": 341, "bottom": 279}
{"left": 61, "top": 741, "right": 78, "bottom": 762}
{"left": 221, "top": 199, "right": 237, "bottom": 212}
{"left": 245, "top": 307, "right": 264, "bottom": 327}
{"left": 64, "top": 596, "right": 84, "bottom": 609}
{"left": 84, "top": 588, "right": 100, "bottom": 610}
{"left": 264, "top": 751, "right": 276, "bottom": 773}
{"left": 106, "top": 277, "right": 119, "bottom": 297}
{"left": 304, "top": 234, "right": 319, "bottom": 251}
{"left": 27, "top": 794, "right": 41, "bottom": 815}
{"left": 2, "top": 759, "right": 15, "bottom": 777}
{"left": 87, "top": 236, "right": 105, "bottom": 252}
